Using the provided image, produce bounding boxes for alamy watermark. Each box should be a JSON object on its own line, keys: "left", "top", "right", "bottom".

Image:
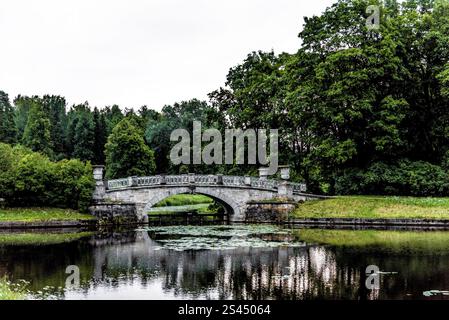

{"left": 365, "top": 265, "right": 380, "bottom": 290}
{"left": 65, "top": 265, "right": 80, "bottom": 289}
{"left": 366, "top": 5, "right": 380, "bottom": 30}
{"left": 365, "top": 265, "right": 398, "bottom": 290}
{"left": 169, "top": 121, "right": 279, "bottom": 175}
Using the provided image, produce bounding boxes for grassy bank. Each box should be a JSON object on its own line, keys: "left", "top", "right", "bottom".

{"left": 0, "top": 232, "right": 94, "bottom": 246}
{"left": 0, "top": 278, "right": 27, "bottom": 300}
{"left": 153, "top": 194, "right": 213, "bottom": 207}
{"left": 0, "top": 208, "right": 94, "bottom": 223}
{"left": 292, "top": 196, "right": 449, "bottom": 220}
{"left": 148, "top": 203, "right": 216, "bottom": 215}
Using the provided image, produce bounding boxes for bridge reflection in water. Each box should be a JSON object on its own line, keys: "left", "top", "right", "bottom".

{"left": 2, "top": 227, "right": 449, "bottom": 300}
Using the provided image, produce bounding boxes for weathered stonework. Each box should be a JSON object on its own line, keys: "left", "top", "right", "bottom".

{"left": 90, "top": 166, "right": 319, "bottom": 223}
{"left": 92, "top": 165, "right": 106, "bottom": 202}
{"left": 245, "top": 201, "right": 297, "bottom": 223}
{"left": 89, "top": 202, "right": 139, "bottom": 225}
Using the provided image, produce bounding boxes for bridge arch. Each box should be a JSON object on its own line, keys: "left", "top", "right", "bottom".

{"left": 141, "top": 186, "right": 243, "bottom": 218}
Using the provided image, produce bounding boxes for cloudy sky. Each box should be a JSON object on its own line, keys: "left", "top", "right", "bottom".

{"left": 0, "top": 0, "right": 336, "bottom": 110}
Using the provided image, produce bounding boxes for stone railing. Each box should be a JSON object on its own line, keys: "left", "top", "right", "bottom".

{"left": 107, "top": 178, "right": 129, "bottom": 189}
{"left": 291, "top": 182, "right": 307, "bottom": 193}
{"left": 106, "top": 174, "right": 306, "bottom": 193}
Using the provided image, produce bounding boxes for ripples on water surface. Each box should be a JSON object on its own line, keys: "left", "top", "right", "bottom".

{"left": 1, "top": 224, "right": 449, "bottom": 300}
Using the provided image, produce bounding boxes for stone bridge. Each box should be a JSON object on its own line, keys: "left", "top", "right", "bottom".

{"left": 92, "top": 166, "right": 322, "bottom": 222}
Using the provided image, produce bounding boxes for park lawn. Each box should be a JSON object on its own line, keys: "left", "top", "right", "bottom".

{"left": 148, "top": 203, "right": 216, "bottom": 215}
{"left": 0, "top": 207, "right": 94, "bottom": 222}
{"left": 153, "top": 194, "right": 213, "bottom": 207}
{"left": 291, "top": 196, "right": 449, "bottom": 220}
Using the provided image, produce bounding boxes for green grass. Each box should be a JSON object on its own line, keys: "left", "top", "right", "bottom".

{"left": 153, "top": 194, "right": 213, "bottom": 207}
{"left": 148, "top": 204, "right": 217, "bottom": 215}
{"left": 0, "top": 207, "right": 94, "bottom": 222}
{"left": 295, "top": 229, "right": 449, "bottom": 254}
{"left": 0, "top": 232, "right": 94, "bottom": 246}
{"left": 292, "top": 196, "right": 449, "bottom": 220}
{"left": 0, "top": 278, "right": 28, "bottom": 300}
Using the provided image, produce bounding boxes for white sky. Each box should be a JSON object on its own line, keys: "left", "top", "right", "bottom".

{"left": 0, "top": 0, "right": 336, "bottom": 110}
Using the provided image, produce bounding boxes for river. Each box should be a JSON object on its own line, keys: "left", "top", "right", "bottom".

{"left": 1, "top": 224, "right": 449, "bottom": 300}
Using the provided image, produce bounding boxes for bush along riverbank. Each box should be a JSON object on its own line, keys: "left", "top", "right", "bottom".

{"left": 290, "top": 196, "right": 449, "bottom": 226}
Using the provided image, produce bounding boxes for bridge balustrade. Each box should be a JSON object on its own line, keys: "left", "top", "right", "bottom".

{"left": 106, "top": 173, "right": 306, "bottom": 193}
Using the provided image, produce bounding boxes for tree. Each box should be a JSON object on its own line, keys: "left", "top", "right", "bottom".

{"left": 145, "top": 99, "right": 225, "bottom": 174}
{"left": 22, "top": 100, "right": 52, "bottom": 155}
{"left": 42, "top": 95, "right": 67, "bottom": 157}
{"left": 13, "top": 95, "right": 34, "bottom": 140}
{"left": 73, "top": 111, "right": 95, "bottom": 162}
{"left": 93, "top": 107, "right": 107, "bottom": 164}
{"left": 210, "top": 0, "right": 449, "bottom": 193}
{"left": 0, "top": 91, "right": 17, "bottom": 144}
{"left": 104, "top": 104, "right": 124, "bottom": 136}
{"left": 105, "top": 119, "right": 156, "bottom": 179}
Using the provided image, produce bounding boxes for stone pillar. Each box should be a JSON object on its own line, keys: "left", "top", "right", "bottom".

{"left": 129, "top": 176, "right": 138, "bottom": 187}
{"left": 279, "top": 165, "right": 290, "bottom": 180}
{"left": 92, "top": 165, "right": 106, "bottom": 202}
{"left": 244, "top": 176, "right": 251, "bottom": 186}
{"left": 258, "top": 167, "right": 269, "bottom": 180}
{"left": 278, "top": 181, "right": 293, "bottom": 198}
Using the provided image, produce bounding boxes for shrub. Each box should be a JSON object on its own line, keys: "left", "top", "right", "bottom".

{"left": 335, "top": 160, "right": 449, "bottom": 197}
{"left": 0, "top": 142, "right": 94, "bottom": 212}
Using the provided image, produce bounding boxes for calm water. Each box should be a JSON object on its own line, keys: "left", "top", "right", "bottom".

{"left": 1, "top": 224, "right": 449, "bottom": 300}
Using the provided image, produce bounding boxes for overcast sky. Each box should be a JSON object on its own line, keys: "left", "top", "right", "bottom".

{"left": 0, "top": 0, "right": 336, "bottom": 110}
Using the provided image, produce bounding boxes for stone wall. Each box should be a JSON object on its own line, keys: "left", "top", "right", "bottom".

{"left": 89, "top": 202, "right": 139, "bottom": 225}
{"left": 245, "top": 201, "right": 297, "bottom": 223}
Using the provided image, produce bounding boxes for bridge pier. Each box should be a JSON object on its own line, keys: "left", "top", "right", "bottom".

{"left": 92, "top": 165, "right": 106, "bottom": 202}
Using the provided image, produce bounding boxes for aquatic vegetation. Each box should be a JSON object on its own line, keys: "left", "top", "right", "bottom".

{"left": 139, "top": 225, "right": 304, "bottom": 251}
{"left": 0, "top": 278, "right": 28, "bottom": 300}
{"left": 423, "top": 290, "right": 449, "bottom": 297}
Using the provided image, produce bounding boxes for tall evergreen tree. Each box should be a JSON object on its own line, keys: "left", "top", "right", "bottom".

{"left": 104, "top": 104, "right": 124, "bottom": 136}
{"left": 0, "top": 91, "right": 17, "bottom": 144}
{"left": 73, "top": 111, "right": 95, "bottom": 162}
{"left": 13, "top": 95, "right": 35, "bottom": 140}
{"left": 42, "top": 95, "right": 67, "bottom": 157}
{"left": 22, "top": 100, "right": 52, "bottom": 155}
{"left": 93, "top": 107, "right": 107, "bottom": 164}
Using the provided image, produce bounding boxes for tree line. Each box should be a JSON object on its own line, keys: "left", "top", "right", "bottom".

{"left": 1, "top": 0, "right": 449, "bottom": 197}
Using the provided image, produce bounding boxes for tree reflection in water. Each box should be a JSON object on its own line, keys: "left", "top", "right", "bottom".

{"left": 1, "top": 227, "right": 449, "bottom": 300}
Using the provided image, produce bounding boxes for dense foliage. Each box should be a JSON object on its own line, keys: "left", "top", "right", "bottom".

{"left": 105, "top": 119, "right": 156, "bottom": 179}
{"left": 1, "top": 0, "right": 449, "bottom": 198}
{"left": 0, "top": 143, "right": 94, "bottom": 212}
{"left": 210, "top": 0, "right": 449, "bottom": 194}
